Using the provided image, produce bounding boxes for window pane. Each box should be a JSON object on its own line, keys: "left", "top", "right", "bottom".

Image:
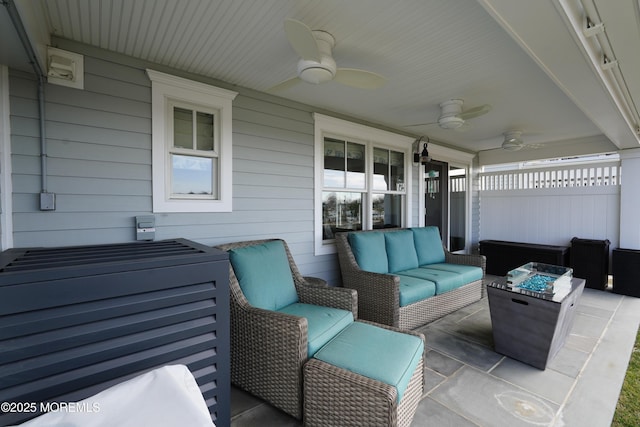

{"left": 324, "top": 138, "right": 346, "bottom": 188}
{"left": 390, "top": 151, "right": 405, "bottom": 191}
{"left": 346, "top": 142, "right": 365, "bottom": 189}
{"left": 174, "top": 107, "right": 193, "bottom": 149}
{"left": 171, "top": 154, "right": 215, "bottom": 196}
{"left": 373, "top": 148, "right": 389, "bottom": 190}
{"left": 322, "top": 191, "right": 363, "bottom": 240}
{"left": 372, "top": 193, "right": 402, "bottom": 229}
{"left": 196, "top": 111, "right": 214, "bottom": 151}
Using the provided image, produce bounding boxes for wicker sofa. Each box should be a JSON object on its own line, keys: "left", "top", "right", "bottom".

{"left": 336, "top": 227, "right": 486, "bottom": 330}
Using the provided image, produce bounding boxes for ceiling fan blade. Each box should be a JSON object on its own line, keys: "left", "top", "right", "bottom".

{"left": 453, "top": 121, "right": 472, "bottom": 132}
{"left": 458, "top": 104, "right": 491, "bottom": 120}
{"left": 266, "top": 76, "right": 302, "bottom": 92}
{"left": 403, "top": 122, "right": 438, "bottom": 128}
{"left": 284, "top": 19, "right": 321, "bottom": 61}
{"left": 523, "top": 143, "right": 545, "bottom": 150}
{"left": 334, "top": 68, "right": 386, "bottom": 89}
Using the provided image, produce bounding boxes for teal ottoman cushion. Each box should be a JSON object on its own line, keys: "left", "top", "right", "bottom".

{"left": 385, "top": 230, "right": 419, "bottom": 273}
{"left": 348, "top": 232, "right": 388, "bottom": 273}
{"left": 229, "top": 240, "right": 299, "bottom": 311}
{"left": 313, "top": 322, "right": 423, "bottom": 402}
{"left": 395, "top": 274, "right": 437, "bottom": 306}
{"left": 411, "top": 227, "right": 446, "bottom": 265}
{"left": 278, "top": 303, "right": 354, "bottom": 356}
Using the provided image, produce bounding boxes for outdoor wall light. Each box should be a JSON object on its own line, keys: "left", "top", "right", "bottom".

{"left": 413, "top": 136, "right": 431, "bottom": 165}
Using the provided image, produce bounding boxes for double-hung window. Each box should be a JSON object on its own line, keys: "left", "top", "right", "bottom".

{"left": 314, "top": 114, "right": 413, "bottom": 255}
{"left": 170, "top": 103, "right": 218, "bottom": 198}
{"left": 147, "top": 69, "right": 237, "bottom": 212}
{"left": 322, "top": 137, "right": 366, "bottom": 239}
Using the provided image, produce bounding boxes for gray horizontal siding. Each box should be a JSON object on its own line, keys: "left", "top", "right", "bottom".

{"left": 8, "top": 42, "right": 343, "bottom": 283}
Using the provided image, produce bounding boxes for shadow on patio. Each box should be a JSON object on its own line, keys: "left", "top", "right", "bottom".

{"left": 231, "top": 277, "right": 640, "bottom": 426}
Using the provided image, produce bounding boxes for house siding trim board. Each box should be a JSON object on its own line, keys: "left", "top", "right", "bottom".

{"left": 0, "top": 65, "right": 14, "bottom": 250}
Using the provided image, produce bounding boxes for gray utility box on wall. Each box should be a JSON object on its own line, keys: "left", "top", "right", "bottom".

{"left": 0, "top": 239, "right": 230, "bottom": 427}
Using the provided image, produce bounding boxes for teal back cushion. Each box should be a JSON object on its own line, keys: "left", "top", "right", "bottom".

{"left": 411, "top": 227, "right": 446, "bottom": 265}
{"left": 229, "top": 241, "right": 299, "bottom": 311}
{"left": 348, "top": 232, "right": 388, "bottom": 273}
{"left": 385, "top": 230, "right": 419, "bottom": 273}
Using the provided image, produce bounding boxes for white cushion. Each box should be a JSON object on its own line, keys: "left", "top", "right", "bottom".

{"left": 13, "top": 365, "right": 215, "bottom": 427}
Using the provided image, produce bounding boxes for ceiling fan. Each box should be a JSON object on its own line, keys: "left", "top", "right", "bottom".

{"left": 502, "top": 130, "right": 524, "bottom": 151}
{"left": 501, "top": 130, "right": 545, "bottom": 151}
{"left": 406, "top": 99, "right": 491, "bottom": 131}
{"left": 268, "top": 19, "right": 386, "bottom": 92}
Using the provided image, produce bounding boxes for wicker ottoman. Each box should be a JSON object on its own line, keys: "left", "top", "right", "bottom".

{"left": 303, "top": 321, "right": 424, "bottom": 427}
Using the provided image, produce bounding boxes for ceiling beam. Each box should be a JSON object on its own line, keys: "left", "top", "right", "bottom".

{"left": 476, "top": 0, "right": 640, "bottom": 149}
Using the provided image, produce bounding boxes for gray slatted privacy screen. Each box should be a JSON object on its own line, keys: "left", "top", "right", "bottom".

{"left": 0, "top": 239, "right": 229, "bottom": 427}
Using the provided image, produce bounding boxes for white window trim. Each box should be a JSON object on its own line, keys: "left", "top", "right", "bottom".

{"left": 147, "top": 69, "right": 237, "bottom": 212}
{"left": 314, "top": 113, "right": 414, "bottom": 255}
{"left": 0, "top": 65, "right": 14, "bottom": 250}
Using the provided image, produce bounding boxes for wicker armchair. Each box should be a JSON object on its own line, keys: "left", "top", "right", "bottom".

{"left": 335, "top": 229, "right": 485, "bottom": 330}
{"left": 215, "top": 239, "right": 357, "bottom": 419}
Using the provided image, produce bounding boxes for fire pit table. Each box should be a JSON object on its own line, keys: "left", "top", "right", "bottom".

{"left": 487, "top": 262, "right": 585, "bottom": 369}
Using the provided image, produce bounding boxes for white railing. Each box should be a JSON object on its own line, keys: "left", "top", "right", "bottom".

{"left": 480, "top": 161, "right": 621, "bottom": 191}
{"left": 450, "top": 176, "right": 466, "bottom": 193}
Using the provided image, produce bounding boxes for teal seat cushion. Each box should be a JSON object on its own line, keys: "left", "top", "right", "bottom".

{"left": 399, "top": 267, "right": 464, "bottom": 295}
{"left": 348, "top": 232, "right": 388, "bottom": 273}
{"left": 385, "top": 230, "right": 419, "bottom": 273}
{"left": 427, "top": 263, "right": 483, "bottom": 283}
{"left": 395, "top": 274, "right": 436, "bottom": 307}
{"left": 229, "top": 240, "right": 299, "bottom": 311}
{"left": 313, "top": 322, "right": 423, "bottom": 402}
{"left": 411, "top": 227, "right": 446, "bottom": 265}
{"left": 277, "top": 303, "right": 354, "bottom": 356}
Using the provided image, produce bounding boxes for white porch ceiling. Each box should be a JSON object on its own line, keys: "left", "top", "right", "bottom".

{"left": 6, "top": 0, "right": 640, "bottom": 161}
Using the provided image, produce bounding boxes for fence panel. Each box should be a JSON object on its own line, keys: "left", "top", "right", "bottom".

{"left": 479, "top": 162, "right": 620, "bottom": 249}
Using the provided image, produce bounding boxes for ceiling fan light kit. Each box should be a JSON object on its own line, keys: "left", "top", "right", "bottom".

{"left": 438, "top": 99, "right": 465, "bottom": 129}
{"left": 297, "top": 31, "right": 337, "bottom": 84}
{"left": 438, "top": 115, "right": 466, "bottom": 129}
{"left": 298, "top": 60, "right": 336, "bottom": 84}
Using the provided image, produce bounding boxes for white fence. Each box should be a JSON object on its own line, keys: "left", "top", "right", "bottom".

{"left": 451, "top": 175, "right": 467, "bottom": 192}
{"left": 480, "top": 162, "right": 621, "bottom": 191}
{"left": 478, "top": 161, "right": 620, "bottom": 249}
